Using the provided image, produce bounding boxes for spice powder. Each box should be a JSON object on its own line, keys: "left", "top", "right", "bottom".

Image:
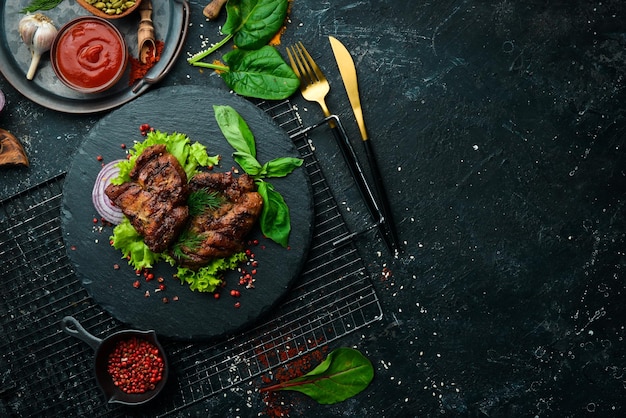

{"left": 257, "top": 336, "right": 328, "bottom": 417}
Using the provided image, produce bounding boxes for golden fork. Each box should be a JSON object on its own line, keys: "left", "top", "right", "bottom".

{"left": 286, "top": 42, "right": 396, "bottom": 254}
{"left": 286, "top": 42, "right": 335, "bottom": 125}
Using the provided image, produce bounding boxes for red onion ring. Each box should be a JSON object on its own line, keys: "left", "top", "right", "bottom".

{"left": 92, "top": 159, "right": 124, "bottom": 224}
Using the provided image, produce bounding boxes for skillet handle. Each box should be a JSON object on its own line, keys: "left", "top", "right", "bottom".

{"left": 60, "top": 316, "right": 102, "bottom": 351}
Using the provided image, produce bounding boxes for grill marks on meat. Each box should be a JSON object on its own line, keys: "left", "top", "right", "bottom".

{"left": 105, "top": 145, "right": 263, "bottom": 270}
{"left": 105, "top": 144, "right": 189, "bottom": 253}
{"left": 172, "top": 172, "right": 263, "bottom": 269}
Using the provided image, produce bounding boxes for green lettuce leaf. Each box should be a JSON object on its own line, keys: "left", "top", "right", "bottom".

{"left": 164, "top": 252, "right": 248, "bottom": 292}
{"left": 112, "top": 130, "right": 220, "bottom": 184}
{"left": 110, "top": 218, "right": 162, "bottom": 270}
{"left": 108, "top": 130, "right": 238, "bottom": 292}
{"left": 110, "top": 217, "right": 246, "bottom": 292}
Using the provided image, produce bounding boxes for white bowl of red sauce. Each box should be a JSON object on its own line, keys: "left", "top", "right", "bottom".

{"left": 51, "top": 16, "right": 128, "bottom": 94}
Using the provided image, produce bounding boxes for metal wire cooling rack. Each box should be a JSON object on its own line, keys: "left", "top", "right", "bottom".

{"left": 0, "top": 99, "right": 383, "bottom": 417}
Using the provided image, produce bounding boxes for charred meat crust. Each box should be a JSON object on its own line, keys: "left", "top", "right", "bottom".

{"left": 172, "top": 172, "right": 263, "bottom": 269}
{"left": 106, "top": 146, "right": 263, "bottom": 269}
{"left": 105, "top": 144, "right": 189, "bottom": 253}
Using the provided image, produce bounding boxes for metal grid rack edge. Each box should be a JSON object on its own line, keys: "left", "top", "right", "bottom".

{"left": 0, "top": 99, "right": 383, "bottom": 418}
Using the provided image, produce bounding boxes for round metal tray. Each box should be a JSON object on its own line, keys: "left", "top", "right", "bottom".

{"left": 0, "top": 0, "right": 189, "bottom": 113}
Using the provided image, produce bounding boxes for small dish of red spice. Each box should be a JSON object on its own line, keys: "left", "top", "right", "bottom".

{"left": 61, "top": 316, "right": 168, "bottom": 406}
{"left": 107, "top": 337, "right": 165, "bottom": 394}
{"left": 128, "top": 40, "right": 164, "bottom": 86}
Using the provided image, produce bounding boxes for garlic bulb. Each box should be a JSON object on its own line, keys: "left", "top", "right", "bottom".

{"left": 18, "top": 13, "right": 58, "bottom": 81}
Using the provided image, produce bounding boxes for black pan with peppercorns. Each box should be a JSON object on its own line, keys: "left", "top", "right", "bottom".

{"left": 61, "top": 316, "right": 168, "bottom": 406}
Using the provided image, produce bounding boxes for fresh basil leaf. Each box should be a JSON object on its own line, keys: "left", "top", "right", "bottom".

{"left": 256, "top": 181, "right": 290, "bottom": 247}
{"left": 215, "top": 106, "right": 302, "bottom": 248}
{"left": 233, "top": 151, "right": 264, "bottom": 176}
{"left": 213, "top": 105, "right": 256, "bottom": 157}
{"left": 222, "top": 0, "right": 289, "bottom": 50}
{"left": 261, "top": 348, "right": 374, "bottom": 405}
{"left": 221, "top": 46, "right": 300, "bottom": 100}
{"left": 263, "top": 157, "right": 304, "bottom": 178}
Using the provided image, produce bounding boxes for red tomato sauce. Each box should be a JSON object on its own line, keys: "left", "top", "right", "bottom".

{"left": 55, "top": 19, "right": 126, "bottom": 90}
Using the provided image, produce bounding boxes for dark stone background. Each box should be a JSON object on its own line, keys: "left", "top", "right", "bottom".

{"left": 1, "top": 0, "right": 625, "bottom": 416}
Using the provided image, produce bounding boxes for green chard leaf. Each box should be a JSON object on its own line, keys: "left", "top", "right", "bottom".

{"left": 188, "top": 0, "right": 297, "bottom": 100}
{"left": 256, "top": 181, "right": 291, "bottom": 247}
{"left": 213, "top": 105, "right": 256, "bottom": 157}
{"left": 112, "top": 130, "right": 220, "bottom": 184}
{"left": 260, "top": 348, "right": 374, "bottom": 404}
{"left": 222, "top": 0, "right": 289, "bottom": 50}
{"left": 221, "top": 46, "right": 300, "bottom": 100}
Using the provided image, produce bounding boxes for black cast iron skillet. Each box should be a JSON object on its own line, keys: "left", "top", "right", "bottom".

{"left": 61, "top": 316, "right": 168, "bottom": 405}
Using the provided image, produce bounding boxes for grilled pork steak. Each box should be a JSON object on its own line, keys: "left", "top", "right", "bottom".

{"left": 172, "top": 172, "right": 263, "bottom": 269}
{"left": 105, "top": 144, "right": 189, "bottom": 253}
{"left": 105, "top": 145, "right": 262, "bottom": 269}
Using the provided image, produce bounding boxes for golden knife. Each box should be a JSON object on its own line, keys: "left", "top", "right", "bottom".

{"left": 329, "top": 35, "right": 400, "bottom": 253}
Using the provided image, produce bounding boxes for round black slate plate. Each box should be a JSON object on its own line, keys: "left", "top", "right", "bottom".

{"left": 62, "top": 85, "right": 314, "bottom": 341}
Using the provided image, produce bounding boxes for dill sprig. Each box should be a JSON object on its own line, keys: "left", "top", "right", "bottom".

{"left": 188, "top": 189, "right": 223, "bottom": 216}
{"left": 172, "top": 190, "right": 222, "bottom": 259}
{"left": 171, "top": 229, "right": 203, "bottom": 260}
{"left": 21, "top": 0, "right": 64, "bottom": 13}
